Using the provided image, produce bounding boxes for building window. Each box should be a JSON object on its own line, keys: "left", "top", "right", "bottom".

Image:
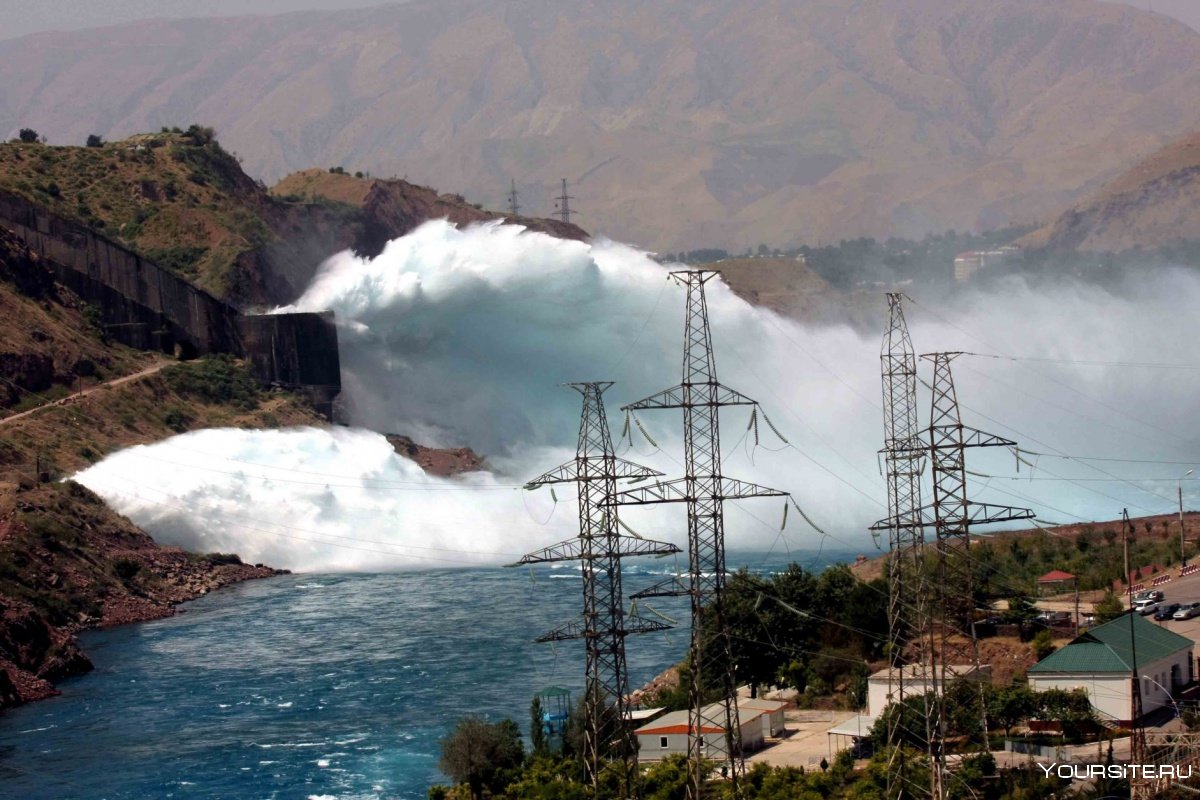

{"left": 659, "top": 737, "right": 669, "bottom": 749}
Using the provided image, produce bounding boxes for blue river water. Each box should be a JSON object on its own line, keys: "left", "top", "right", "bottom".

{"left": 0, "top": 550, "right": 853, "bottom": 800}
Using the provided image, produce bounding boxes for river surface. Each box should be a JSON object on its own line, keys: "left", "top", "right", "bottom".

{"left": 0, "top": 550, "right": 850, "bottom": 800}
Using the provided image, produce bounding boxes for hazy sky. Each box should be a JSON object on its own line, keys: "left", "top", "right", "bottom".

{"left": 0, "top": 0, "right": 1198, "bottom": 40}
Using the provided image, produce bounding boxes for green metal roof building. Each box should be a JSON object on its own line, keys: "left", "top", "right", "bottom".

{"left": 1029, "top": 614, "right": 1194, "bottom": 725}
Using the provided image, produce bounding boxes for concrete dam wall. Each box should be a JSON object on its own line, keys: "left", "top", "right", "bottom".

{"left": 0, "top": 190, "right": 341, "bottom": 418}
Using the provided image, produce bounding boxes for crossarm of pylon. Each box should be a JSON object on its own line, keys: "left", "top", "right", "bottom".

{"left": 621, "top": 382, "right": 758, "bottom": 411}
{"left": 535, "top": 617, "right": 588, "bottom": 643}
{"left": 609, "top": 476, "right": 787, "bottom": 506}
{"left": 533, "top": 615, "right": 671, "bottom": 643}
{"left": 622, "top": 611, "right": 674, "bottom": 636}
{"left": 608, "top": 477, "right": 690, "bottom": 505}
{"left": 524, "top": 460, "right": 579, "bottom": 487}
{"left": 629, "top": 575, "right": 692, "bottom": 599}
{"left": 720, "top": 476, "right": 788, "bottom": 500}
{"left": 611, "top": 457, "right": 665, "bottom": 481}
{"left": 966, "top": 501, "right": 1035, "bottom": 525}
{"left": 869, "top": 507, "right": 936, "bottom": 531}
{"left": 961, "top": 426, "right": 1018, "bottom": 449}
{"left": 509, "top": 535, "right": 680, "bottom": 566}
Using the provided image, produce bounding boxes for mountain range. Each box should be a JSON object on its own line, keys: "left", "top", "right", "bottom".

{"left": 1021, "top": 128, "right": 1200, "bottom": 252}
{"left": 2, "top": 0, "right": 1200, "bottom": 251}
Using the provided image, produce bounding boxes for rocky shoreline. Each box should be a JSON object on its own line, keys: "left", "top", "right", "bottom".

{"left": 0, "top": 480, "right": 286, "bottom": 711}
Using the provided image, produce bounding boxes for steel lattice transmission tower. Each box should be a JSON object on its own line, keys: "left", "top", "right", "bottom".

{"left": 507, "top": 178, "right": 521, "bottom": 217}
{"left": 514, "top": 382, "right": 680, "bottom": 796}
{"left": 869, "top": 294, "right": 935, "bottom": 800}
{"left": 612, "top": 270, "right": 788, "bottom": 800}
{"left": 922, "top": 352, "right": 1033, "bottom": 799}
{"left": 555, "top": 178, "right": 575, "bottom": 224}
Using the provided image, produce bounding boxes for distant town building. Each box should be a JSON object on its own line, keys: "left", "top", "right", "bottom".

{"left": 1028, "top": 614, "right": 1193, "bottom": 726}
{"left": 1036, "top": 569, "right": 1077, "bottom": 597}
{"left": 829, "top": 664, "right": 991, "bottom": 755}
{"left": 866, "top": 664, "right": 991, "bottom": 718}
{"left": 953, "top": 246, "right": 1019, "bottom": 283}
{"left": 632, "top": 698, "right": 780, "bottom": 761}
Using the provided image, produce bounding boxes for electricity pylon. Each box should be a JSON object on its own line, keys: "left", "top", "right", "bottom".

{"left": 555, "top": 178, "right": 575, "bottom": 224}
{"left": 611, "top": 270, "right": 788, "bottom": 800}
{"left": 869, "top": 293, "right": 934, "bottom": 800}
{"left": 514, "top": 381, "right": 680, "bottom": 797}
{"left": 921, "top": 352, "right": 1033, "bottom": 799}
{"left": 507, "top": 179, "right": 520, "bottom": 216}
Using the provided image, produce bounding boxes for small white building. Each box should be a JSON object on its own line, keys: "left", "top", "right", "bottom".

{"left": 1029, "top": 613, "right": 1194, "bottom": 726}
{"left": 634, "top": 700, "right": 768, "bottom": 761}
{"left": 738, "top": 698, "right": 788, "bottom": 738}
{"left": 867, "top": 664, "right": 991, "bottom": 718}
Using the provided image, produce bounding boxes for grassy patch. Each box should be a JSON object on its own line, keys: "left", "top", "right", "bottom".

{"left": 162, "top": 355, "right": 260, "bottom": 410}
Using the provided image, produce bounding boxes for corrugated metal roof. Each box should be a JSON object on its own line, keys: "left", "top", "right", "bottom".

{"left": 633, "top": 701, "right": 768, "bottom": 735}
{"left": 636, "top": 723, "right": 723, "bottom": 735}
{"left": 739, "top": 698, "right": 788, "bottom": 712}
{"left": 1030, "top": 613, "right": 1192, "bottom": 674}
{"left": 827, "top": 714, "right": 878, "bottom": 738}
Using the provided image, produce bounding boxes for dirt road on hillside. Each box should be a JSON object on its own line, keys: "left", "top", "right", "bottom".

{"left": 0, "top": 361, "right": 171, "bottom": 428}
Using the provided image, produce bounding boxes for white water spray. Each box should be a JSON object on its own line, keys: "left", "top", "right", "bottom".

{"left": 75, "top": 220, "right": 1200, "bottom": 571}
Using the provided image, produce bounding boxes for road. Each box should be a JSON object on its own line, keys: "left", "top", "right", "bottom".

{"left": 1035, "top": 567, "right": 1200, "bottom": 643}
{"left": 0, "top": 360, "right": 170, "bottom": 428}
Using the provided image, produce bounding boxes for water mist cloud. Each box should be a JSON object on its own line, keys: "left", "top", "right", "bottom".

{"left": 75, "top": 220, "right": 1200, "bottom": 571}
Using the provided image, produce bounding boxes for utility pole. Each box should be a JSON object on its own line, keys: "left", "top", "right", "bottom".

{"left": 555, "top": 178, "right": 574, "bottom": 225}
{"left": 1179, "top": 470, "right": 1192, "bottom": 567}
{"left": 514, "top": 382, "right": 680, "bottom": 797}
{"left": 507, "top": 179, "right": 520, "bottom": 217}
{"left": 922, "top": 352, "right": 1033, "bottom": 797}
{"left": 1125, "top": 509, "right": 1150, "bottom": 800}
{"left": 869, "top": 294, "right": 933, "bottom": 800}
{"left": 611, "top": 270, "right": 788, "bottom": 800}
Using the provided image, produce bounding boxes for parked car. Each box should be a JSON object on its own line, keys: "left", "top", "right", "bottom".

{"left": 1033, "top": 610, "right": 1072, "bottom": 627}
{"left": 1172, "top": 602, "right": 1200, "bottom": 620}
{"left": 1134, "top": 598, "right": 1162, "bottom": 615}
{"left": 1155, "top": 603, "right": 1182, "bottom": 621}
{"left": 1133, "top": 590, "right": 1165, "bottom": 603}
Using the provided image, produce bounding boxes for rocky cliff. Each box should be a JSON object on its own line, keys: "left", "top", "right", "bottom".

{"left": 0, "top": 134, "right": 587, "bottom": 308}
{"left": 0, "top": 481, "right": 286, "bottom": 710}
{"left": 1020, "top": 128, "right": 1200, "bottom": 252}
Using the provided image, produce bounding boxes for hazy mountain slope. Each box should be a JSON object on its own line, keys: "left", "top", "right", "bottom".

{"left": 1021, "top": 129, "right": 1200, "bottom": 252}
{"left": 1, "top": 0, "right": 1199, "bottom": 251}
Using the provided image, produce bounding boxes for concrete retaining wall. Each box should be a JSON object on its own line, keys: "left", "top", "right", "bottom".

{"left": 0, "top": 190, "right": 341, "bottom": 418}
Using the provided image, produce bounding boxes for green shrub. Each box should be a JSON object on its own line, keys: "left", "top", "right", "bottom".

{"left": 162, "top": 406, "right": 192, "bottom": 432}
{"left": 162, "top": 355, "right": 260, "bottom": 410}
{"left": 145, "top": 245, "right": 207, "bottom": 275}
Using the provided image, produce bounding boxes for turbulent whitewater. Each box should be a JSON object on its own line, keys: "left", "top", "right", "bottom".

{"left": 74, "top": 220, "right": 1200, "bottom": 571}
